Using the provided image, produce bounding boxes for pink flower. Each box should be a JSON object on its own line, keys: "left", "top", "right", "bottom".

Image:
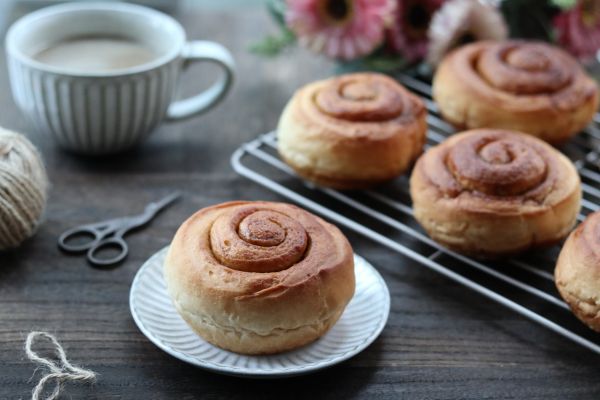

{"left": 427, "top": 0, "right": 507, "bottom": 66}
{"left": 286, "top": 0, "right": 396, "bottom": 60}
{"left": 554, "top": 0, "right": 600, "bottom": 63}
{"left": 387, "top": 0, "right": 446, "bottom": 62}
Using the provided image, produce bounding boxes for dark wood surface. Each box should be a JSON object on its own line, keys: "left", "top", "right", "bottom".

{"left": 1, "top": 2, "right": 600, "bottom": 399}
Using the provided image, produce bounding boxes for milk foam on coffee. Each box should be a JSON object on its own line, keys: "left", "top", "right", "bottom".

{"left": 33, "top": 37, "right": 158, "bottom": 72}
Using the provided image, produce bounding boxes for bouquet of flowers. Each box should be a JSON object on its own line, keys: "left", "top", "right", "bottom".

{"left": 252, "top": 0, "right": 600, "bottom": 72}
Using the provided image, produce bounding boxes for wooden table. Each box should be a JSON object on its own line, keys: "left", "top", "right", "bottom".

{"left": 1, "top": 2, "right": 599, "bottom": 399}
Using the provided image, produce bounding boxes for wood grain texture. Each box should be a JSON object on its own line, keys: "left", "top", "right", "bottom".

{"left": 0, "top": 2, "right": 599, "bottom": 399}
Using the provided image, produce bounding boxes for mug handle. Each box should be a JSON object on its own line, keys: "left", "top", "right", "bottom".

{"left": 166, "top": 41, "right": 235, "bottom": 121}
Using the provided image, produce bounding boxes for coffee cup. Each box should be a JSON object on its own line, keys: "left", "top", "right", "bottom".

{"left": 6, "top": 2, "right": 235, "bottom": 155}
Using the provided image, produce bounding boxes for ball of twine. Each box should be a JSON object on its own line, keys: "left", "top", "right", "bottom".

{"left": 0, "top": 128, "right": 48, "bottom": 250}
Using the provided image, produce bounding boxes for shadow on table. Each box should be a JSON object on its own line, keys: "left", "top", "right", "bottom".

{"left": 152, "top": 340, "right": 383, "bottom": 399}
{"left": 0, "top": 239, "right": 36, "bottom": 279}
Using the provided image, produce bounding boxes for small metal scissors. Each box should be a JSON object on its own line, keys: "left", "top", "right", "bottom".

{"left": 58, "top": 192, "right": 181, "bottom": 267}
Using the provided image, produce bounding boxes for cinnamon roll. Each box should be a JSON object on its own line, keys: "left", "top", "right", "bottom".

{"left": 410, "top": 129, "right": 581, "bottom": 256}
{"left": 433, "top": 40, "right": 598, "bottom": 144}
{"left": 278, "top": 72, "right": 426, "bottom": 189}
{"left": 556, "top": 211, "right": 600, "bottom": 332}
{"left": 164, "top": 201, "right": 355, "bottom": 354}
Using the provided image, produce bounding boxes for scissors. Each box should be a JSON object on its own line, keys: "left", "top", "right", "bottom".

{"left": 58, "top": 192, "right": 181, "bottom": 267}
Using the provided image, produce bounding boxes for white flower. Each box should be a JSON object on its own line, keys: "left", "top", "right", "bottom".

{"left": 427, "top": 0, "right": 508, "bottom": 66}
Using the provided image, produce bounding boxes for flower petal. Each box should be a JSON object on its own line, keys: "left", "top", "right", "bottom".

{"left": 286, "top": 0, "right": 394, "bottom": 60}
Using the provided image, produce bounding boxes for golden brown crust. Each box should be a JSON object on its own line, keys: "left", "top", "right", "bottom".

{"left": 433, "top": 40, "right": 599, "bottom": 144}
{"left": 556, "top": 212, "right": 600, "bottom": 332}
{"left": 164, "top": 201, "right": 355, "bottom": 354}
{"left": 410, "top": 129, "right": 581, "bottom": 256}
{"left": 277, "top": 72, "right": 427, "bottom": 189}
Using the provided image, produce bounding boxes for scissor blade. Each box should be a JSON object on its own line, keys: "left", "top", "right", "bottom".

{"left": 104, "top": 192, "right": 182, "bottom": 235}
{"left": 145, "top": 192, "right": 182, "bottom": 216}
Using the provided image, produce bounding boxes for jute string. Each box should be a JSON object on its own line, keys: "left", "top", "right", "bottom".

{"left": 25, "top": 332, "right": 97, "bottom": 400}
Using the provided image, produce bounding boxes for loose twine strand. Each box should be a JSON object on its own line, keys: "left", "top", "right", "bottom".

{"left": 25, "top": 331, "right": 97, "bottom": 400}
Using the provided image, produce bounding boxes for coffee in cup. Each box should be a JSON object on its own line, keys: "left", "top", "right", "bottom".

{"left": 33, "top": 36, "right": 159, "bottom": 72}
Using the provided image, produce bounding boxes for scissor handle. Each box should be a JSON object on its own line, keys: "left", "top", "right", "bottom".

{"left": 87, "top": 237, "right": 129, "bottom": 267}
{"left": 58, "top": 226, "right": 103, "bottom": 253}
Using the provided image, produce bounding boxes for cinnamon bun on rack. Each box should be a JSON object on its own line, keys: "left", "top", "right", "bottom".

{"left": 278, "top": 73, "right": 427, "bottom": 189}
{"left": 556, "top": 211, "right": 600, "bottom": 332}
{"left": 433, "top": 41, "right": 598, "bottom": 144}
{"left": 410, "top": 129, "right": 581, "bottom": 257}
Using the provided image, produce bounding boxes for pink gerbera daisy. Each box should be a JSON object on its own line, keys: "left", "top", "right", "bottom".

{"left": 554, "top": 0, "right": 600, "bottom": 63}
{"left": 387, "top": 0, "right": 446, "bottom": 62}
{"left": 286, "top": 0, "right": 396, "bottom": 60}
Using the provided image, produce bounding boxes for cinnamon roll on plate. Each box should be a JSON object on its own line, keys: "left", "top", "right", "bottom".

{"left": 433, "top": 40, "right": 598, "bottom": 144}
{"left": 278, "top": 72, "right": 427, "bottom": 189}
{"left": 410, "top": 129, "right": 581, "bottom": 257}
{"left": 556, "top": 211, "right": 600, "bottom": 332}
{"left": 164, "top": 201, "right": 355, "bottom": 355}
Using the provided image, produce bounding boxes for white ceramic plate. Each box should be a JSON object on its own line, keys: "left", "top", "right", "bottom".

{"left": 129, "top": 247, "right": 390, "bottom": 377}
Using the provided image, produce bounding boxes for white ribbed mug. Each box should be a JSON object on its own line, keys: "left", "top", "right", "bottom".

{"left": 6, "top": 2, "right": 235, "bottom": 155}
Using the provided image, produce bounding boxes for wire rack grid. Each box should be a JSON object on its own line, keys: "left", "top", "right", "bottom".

{"left": 231, "top": 74, "right": 600, "bottom": 355}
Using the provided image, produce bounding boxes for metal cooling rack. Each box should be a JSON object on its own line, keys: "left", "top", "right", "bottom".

{"left": 231, "top": 74, "right": 600, "bottom": 355}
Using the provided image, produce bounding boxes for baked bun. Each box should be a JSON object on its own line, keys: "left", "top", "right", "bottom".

{"left": 410, "top": 129, "right": 581, "bottom": 256}
{"left": 433, "top": 40, "right": 598, "bottom": 144}
{"left": 556, "top": 211, "right": 600, "bottom": 332}
{"left": 164, "top": 201, "right": 355, "bottom": 355}
{"left": 277, "top": 72, "right": 426, "bottom": 189}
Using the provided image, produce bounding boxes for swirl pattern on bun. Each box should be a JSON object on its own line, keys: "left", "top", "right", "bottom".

{"left": 164, "top": 201, "right": 355, "bottom": 354}
{"left": 410, "top": 129, "right": 581, "bottom": 256}
{"left": 278, "top": 72, "right": 426, "bottom": 189}
{"left": 433, "top": 40, "right": 598, "bottom": 144}
{"left": 556, "top": 211, "right": 600, "bottom": 332}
